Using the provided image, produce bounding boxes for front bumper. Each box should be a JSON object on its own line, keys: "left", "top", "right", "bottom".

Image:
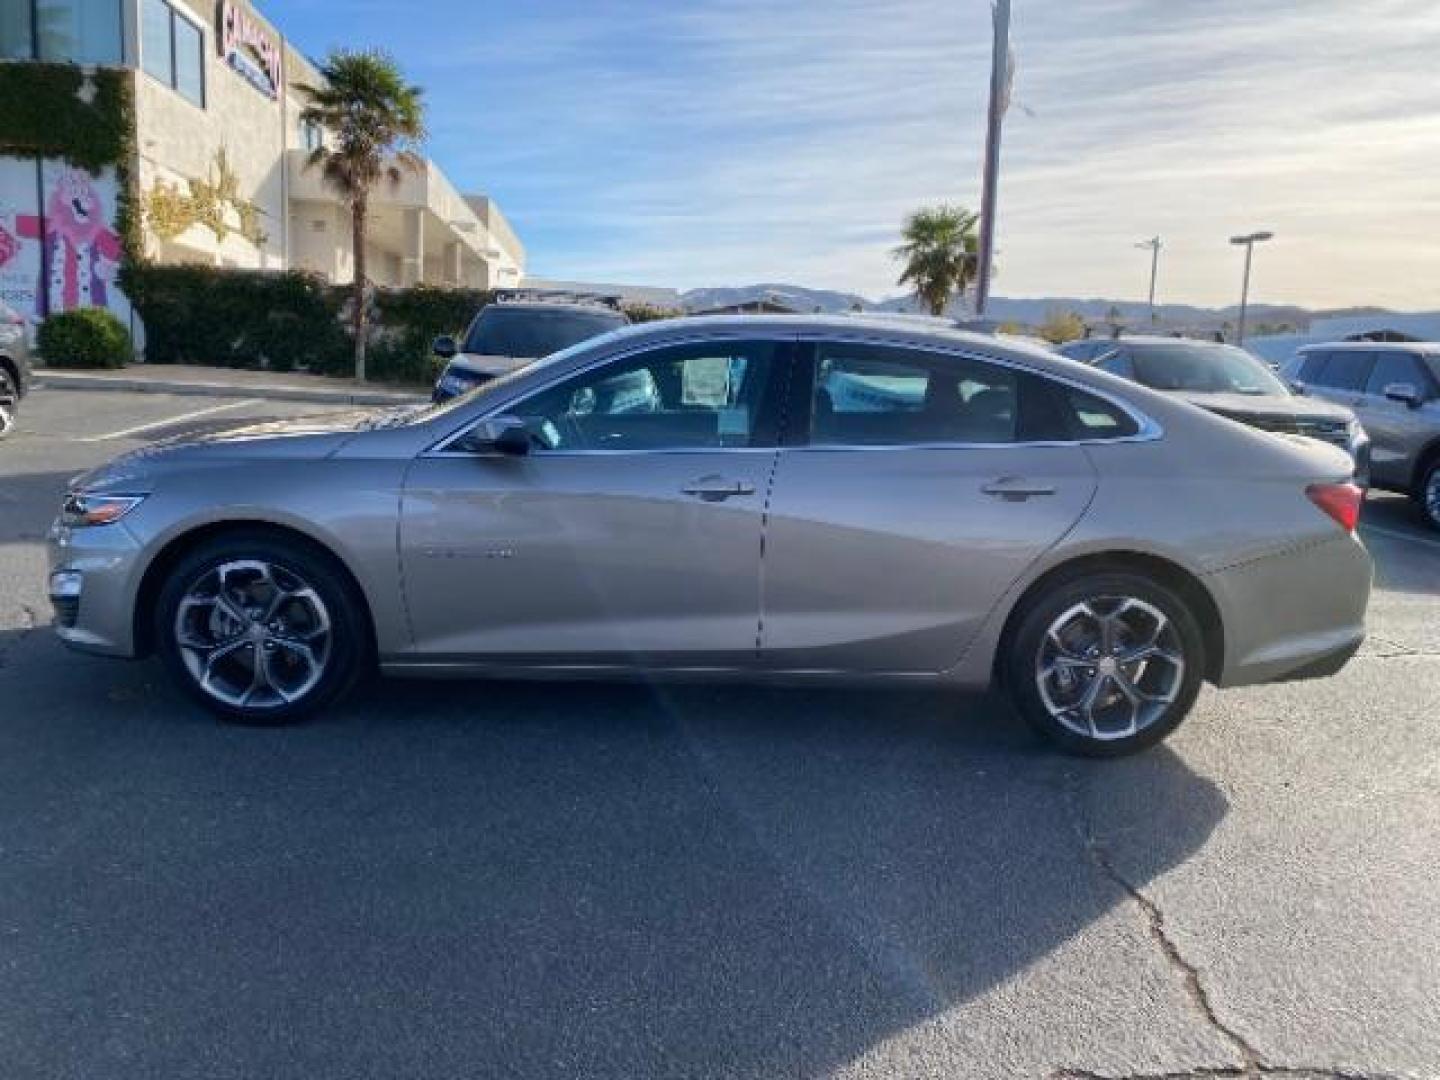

{"left": 46, "top": 518, "right": 146, "bottom": 657}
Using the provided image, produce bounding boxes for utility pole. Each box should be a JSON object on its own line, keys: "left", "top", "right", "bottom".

{"left": 1229, "top": 231, "right": 1273, "bottom": 344}
{"left": 973, "top": 0, "right": 1011, "bottom": 321}
{"left": 1135, "top": 236, "right": 1161, "bottom": 323}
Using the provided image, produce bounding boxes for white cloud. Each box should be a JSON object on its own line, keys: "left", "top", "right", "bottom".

{"left": 420, "top": 0, "right": 1440, "bottom": 308}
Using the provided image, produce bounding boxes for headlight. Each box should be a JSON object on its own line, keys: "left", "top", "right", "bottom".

{"left": 61, "top": 492, "right": 147, "bottom": 527}
{"left": 437, "top": 373, "right": 473, "bottom": 396}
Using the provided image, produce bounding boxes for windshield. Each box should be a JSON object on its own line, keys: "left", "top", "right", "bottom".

{"left": 1126, "top": 343, "right": 1289, "bottom": 396}
{"left": 463, "top": 306, "right": 627, "bottom": 358}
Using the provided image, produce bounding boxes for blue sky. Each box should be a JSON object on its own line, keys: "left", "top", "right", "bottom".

{"left": 269, "top": 0, "right": 1440, "bottom": 308}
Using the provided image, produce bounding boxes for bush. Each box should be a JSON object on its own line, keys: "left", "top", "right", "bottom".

{"left": 37, "top": 308, "right": 132, "bottom": 369}
{"left": 125, "top": 264, "right": 348, "bottom": 372}
{"left": 125, "top": 265, "right": 492, "bottom": 384}
{"left": 621, "top": 302, "right": 683, "bottom": 324}
{"left": 368, "top": 283, "right": 491, "bottom": 384}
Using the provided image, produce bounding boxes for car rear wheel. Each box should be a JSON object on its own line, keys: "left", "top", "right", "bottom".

{"left": 1005, "top": 571, "right": 1206, "bottom": 757}
{"left": 0, "top": 367, "right": 16, "bottom": 438}
{"left": 1417, "top": 461, "right": 1440, "bottom": 532}
{"left": 155, "top": 533, "right": 367, "bottom": 725}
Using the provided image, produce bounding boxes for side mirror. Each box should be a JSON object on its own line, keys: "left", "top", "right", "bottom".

{"left": 432, "top": 335, "right": 458, "bottom": 359}
{"left": 1383, "top": 382, "right": 1422, "bottom": 408}
{"left": 461, "top": 416, "right": 531, "bottom": 456}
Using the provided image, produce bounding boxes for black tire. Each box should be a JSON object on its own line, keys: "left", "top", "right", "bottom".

{"left": 154, "top": 531, "right": 369, "bottom": 725}
{"left": 0, "top": 366, "right": 16, "bottom": 439}
{"left": 1005, "top": 571, "right": 1206, "bottom": 757}
{"left": 1414, "top": 460, "right": 1440, "bottom": 532}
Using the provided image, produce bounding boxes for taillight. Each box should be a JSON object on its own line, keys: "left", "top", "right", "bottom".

{"left": 1306, "top": 482, "right": 1362, "bottom": 533}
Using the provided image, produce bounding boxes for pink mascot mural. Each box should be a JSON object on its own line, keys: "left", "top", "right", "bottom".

{"left": 16, "top": 169, "right": 123, "bottom": 318}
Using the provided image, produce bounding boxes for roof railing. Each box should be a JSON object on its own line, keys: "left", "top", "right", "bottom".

{"left": 493, "top": 288, "right": 624, "bottom": 311}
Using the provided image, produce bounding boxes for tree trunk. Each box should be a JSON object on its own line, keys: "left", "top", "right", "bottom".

{"left": 351, "top": 196, "right": 368, "bottom": 383}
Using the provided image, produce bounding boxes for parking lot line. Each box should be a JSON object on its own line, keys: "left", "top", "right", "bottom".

{"left": 79, "top": 399, "right": 263, "bottom": 443}
{"left": 1361, "top": 523, "right": 1440, "bottom": 552}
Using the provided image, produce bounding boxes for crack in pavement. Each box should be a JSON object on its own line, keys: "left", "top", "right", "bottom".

{"left": 1056, "top": 774, "right": 1406, "bottom": 1080}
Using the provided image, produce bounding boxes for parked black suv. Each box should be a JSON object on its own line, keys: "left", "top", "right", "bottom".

{"left": 431, "top": 291, "right": 630, "bottom": 403}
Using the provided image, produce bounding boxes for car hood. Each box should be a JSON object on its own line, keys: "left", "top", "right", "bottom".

{"left": 1171, "top": 390, "right": 1354, "bottom": 423}
{"left": 69, "top": 407, "right": 413, "bottom": 491}
{"left": 447, "top": 352, "right": 538, "bottom": 379}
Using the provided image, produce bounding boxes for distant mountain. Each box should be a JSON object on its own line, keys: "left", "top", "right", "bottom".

{"left": 681, "top": 284, "right": 870, "bottom": 314}
{"left": 680, "top": 284, "right": 1395, "bottom": 332}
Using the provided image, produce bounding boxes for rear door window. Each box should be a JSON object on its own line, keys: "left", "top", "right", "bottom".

{"left": 812, "top": 344, "right": 1020, "bottom": 445}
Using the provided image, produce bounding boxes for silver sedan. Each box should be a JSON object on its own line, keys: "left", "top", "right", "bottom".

{"left": 47, "top": 316, "right": 1372, "bottom": 756}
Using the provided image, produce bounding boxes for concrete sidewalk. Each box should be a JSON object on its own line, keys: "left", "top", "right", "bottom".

{"left": 35, "top": 364, "right": 425, "bottom": 407}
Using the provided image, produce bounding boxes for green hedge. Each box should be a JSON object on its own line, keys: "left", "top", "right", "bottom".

{"left": 125, "top": 264, "right": 493, "bottom": 383}
{"left": 371, "top": 283, "right": 492, "bottom": 384}
{"left": 37, "top": 309, "right": 132, "bottom": 369}
{"left": 125, "top": 264, "right": 347, "bottom": 373}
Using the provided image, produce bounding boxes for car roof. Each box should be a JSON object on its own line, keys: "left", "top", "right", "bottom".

{"left": 483, "top": 301, "right": 627, "bottom": 316}
{"left": 576, "top": 313, "right": 1112, "bottom": 380}
{"left": 1298, "top": 340, "right": 1440, "bottom": 354}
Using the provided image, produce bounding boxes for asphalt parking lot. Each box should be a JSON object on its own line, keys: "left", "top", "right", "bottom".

{"left": 2, "top": 387, "right": 1438, "bottom": 1080}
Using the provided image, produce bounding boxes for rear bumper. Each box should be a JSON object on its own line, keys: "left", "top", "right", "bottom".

{"left": 1207, "top": 532, "right": 1372, "bottom": 688}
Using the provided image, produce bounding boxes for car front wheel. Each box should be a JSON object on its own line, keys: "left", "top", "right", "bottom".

{"left": 1005, "top": 571, "right": 1206, "bottom": 757}
{"left": 0, "top": 367, "right": 17, "bottom": 438}
{"left": 155, "top": 533, "right": 367, "bottom": 724}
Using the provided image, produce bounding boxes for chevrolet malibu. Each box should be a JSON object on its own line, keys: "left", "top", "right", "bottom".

{"left": 48, "top": 316, "right": 1372, "bottom": 756}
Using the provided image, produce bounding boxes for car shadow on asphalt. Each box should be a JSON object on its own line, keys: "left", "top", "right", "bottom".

{"left": 0, "top": 639, "right": 1230, "bottom": 1079}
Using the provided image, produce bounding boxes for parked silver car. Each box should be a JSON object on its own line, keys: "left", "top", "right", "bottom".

{"left": 48, "top": 316, "right": 1371, "bottom": 756}
{"left": 1281, "top": 342, "right": 1440, "bottom": 530}
{"left": 1057, "top": 336, "right": 1370, "bottom": 479}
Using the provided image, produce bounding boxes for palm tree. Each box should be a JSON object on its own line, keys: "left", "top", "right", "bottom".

{"left": 892, "top": 205, "right": 980, "bottom": 317}
{"left": 296, "top": 49, "right": 425, "bottom": 381}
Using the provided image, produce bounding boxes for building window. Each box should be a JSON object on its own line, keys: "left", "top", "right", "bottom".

{"left": 2, "top": 0, "right": 127, "bottom": 62}
{"left": 299, "top": 119, "right": 325, "bottom": 152}
{"left": 0, "top": 1, "right": 34, "bottom": 59}
{"left": 142, "top": 0, "right": 205, "bottom": 107}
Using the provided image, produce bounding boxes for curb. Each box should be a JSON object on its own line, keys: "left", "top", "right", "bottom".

{"left": 33, "top": 371, "right": 424, "bottom": 408}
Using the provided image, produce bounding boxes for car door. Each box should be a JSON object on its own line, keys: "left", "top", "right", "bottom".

{"left": 399, "top": 337, "right": 792, "bottom": 666}
{"left": 760, "top": 339, "right": 1103, "bottom": 673}
{"left": 1355, "top": 351, "right": 1440, "bottom": 488}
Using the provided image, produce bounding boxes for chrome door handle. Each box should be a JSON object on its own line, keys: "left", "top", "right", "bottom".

{"left": 681, "top": 476, "right": 755, "bottom": 502}
{"left": 981, "top": 477, "right": 1056, "bottom": 501}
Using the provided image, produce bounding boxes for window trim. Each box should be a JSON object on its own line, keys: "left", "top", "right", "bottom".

{"left": 787, "top": 334, "right": 1161, "bottom": 452}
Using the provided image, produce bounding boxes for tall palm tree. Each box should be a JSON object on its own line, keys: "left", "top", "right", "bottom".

{"left": 892, "top": 205, "right": 980, "bottom": 317}
{"left": 296, "top": 49, "right": 425, "bottom": 381}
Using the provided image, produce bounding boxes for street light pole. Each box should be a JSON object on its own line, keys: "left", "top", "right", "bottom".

{"left": 1135, "top": 236, "right": 1161, "bottom": 323}
{"left": 974, "top": 0, "right": 1011, "bottom": 321}
{"left": 1229, "top": 230, "right": 1273, "bottom": 344}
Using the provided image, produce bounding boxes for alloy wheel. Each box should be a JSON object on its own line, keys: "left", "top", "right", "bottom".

{"left": 1035, "top": 596, "right": 1186, "bottom": 741}
{"left": 0, "top": 371, "right": 15, "bottom": 437}
{"left": 174, "top": 560, "right": 332, "bottom": 709}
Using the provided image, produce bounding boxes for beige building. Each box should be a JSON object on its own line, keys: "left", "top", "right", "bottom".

{"left": 2, "top": 0, "right": 524, "bottom": 294}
